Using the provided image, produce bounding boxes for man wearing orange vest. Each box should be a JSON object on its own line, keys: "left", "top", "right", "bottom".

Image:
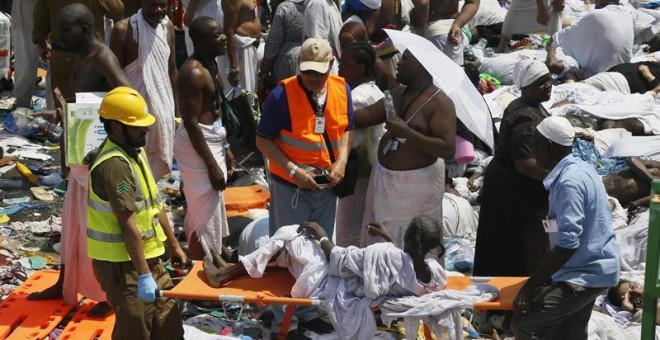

{"left": 257, "top": 38, "right": 354, "bottom": 238}
{"left": 256, "top": 37, "right": 353, "bottom": 334}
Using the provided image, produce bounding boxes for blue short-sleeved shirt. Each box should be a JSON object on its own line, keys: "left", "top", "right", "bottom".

{"left": 543, "top": 155, "right": 620, "bottom": 288}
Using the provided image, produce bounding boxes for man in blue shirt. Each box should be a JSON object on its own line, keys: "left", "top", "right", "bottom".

{"left": 511, "top": 116, "right": 620, "bottom": 340}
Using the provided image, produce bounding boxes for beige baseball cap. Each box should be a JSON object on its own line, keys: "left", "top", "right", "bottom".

{"left": 299, "top": 38, "right": 334, "bottom": 74}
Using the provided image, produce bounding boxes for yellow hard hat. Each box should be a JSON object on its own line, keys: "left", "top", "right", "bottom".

{"left": 98, "top": 87, "right": 155, "bottom": 127}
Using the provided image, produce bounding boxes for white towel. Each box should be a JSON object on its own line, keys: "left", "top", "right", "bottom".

{"left": 238, "top": 225, "right": 329, "bottom": 299}
{"left": 380, "top": 283, "right": 499, "bottom": 340}
{"left": 582, "top": 72, "right": 631, "bottom": 94}
{"left": 124, "top": 10, "right": 175, "bottom": 180}
{"left": 173, "top": 123, "right": 229, "bottom": 259}
{"left": 324, "top": 243, "right": 447, "bottom": 339}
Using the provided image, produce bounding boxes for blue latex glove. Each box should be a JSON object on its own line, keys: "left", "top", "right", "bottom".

{"left": 137, "top": 273, "right": 157, "bottom": 302}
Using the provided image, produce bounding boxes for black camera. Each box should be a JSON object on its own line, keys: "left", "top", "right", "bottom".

{"left": 313, "top": 168, "right": 331, "bottom": 185}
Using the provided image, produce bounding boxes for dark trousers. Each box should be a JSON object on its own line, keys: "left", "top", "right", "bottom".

{"left": 92, "top": 259, "right": 184, "bottom": 340}
{"left": 511, "top": 282, "right": 607, "bottom": 340}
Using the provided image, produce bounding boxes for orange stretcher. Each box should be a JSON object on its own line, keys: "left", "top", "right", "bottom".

{"left": 59, "top": 300, "right": 116, "bottom": 340}
{"left": 224, "top": 185, "right": 270, "bottom": 217}
{"left": 159, "top": 262, "right": 528, "bottom": 337}
{"left": 0, "top": 270, "right": 79, "bottom": 339}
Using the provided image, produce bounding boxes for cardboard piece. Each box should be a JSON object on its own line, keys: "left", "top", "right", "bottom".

{"left": 65, "top": 92, "right": 107, "bottom": 166}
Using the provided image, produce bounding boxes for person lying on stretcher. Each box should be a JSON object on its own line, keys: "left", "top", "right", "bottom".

{"left": 203, "top": 215, "right": 446, "bottom": 295}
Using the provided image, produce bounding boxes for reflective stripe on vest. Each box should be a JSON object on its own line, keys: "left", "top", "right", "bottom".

{"left": 87, "top": 140, "right": 166, "bottom": 262}
{"left": 269, "top": 75, "right": 349, "bottom": 183}
{"left": 87, "top": 227, "right": 156, "bottom": 243}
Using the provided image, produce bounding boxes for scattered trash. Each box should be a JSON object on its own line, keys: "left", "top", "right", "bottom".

{"left": 16, "top": 162, "right": 39, "bottom": 185}
{"left": 0, "top": 179, "right": 23, "bottom": 189}
{"left": 53, "top": 180, "right": 67, "bottom": 195}
{"left": 40, "top": 173, "right": 63, "bottom": 188}
{"left": 29, "top": 256, "right": 45, "bottom": 270}
{"left": 30, "top": 187, "right": 54, "bottom": 202}
{"left": 3, "top": 196, "right": 30, "bottom": 204}
{"left": 0, "top": 203, "right": 48, "bottom": 215}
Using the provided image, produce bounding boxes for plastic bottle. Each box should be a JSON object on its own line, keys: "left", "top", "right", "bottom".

{"left": 33, "top": 116, "right": 63, "bottom": 140}
{"left": 383, "top": 90, "right": 396, "bottom": 121}
{"left": 15, "top": 162, "right": 39, "bottom": 185}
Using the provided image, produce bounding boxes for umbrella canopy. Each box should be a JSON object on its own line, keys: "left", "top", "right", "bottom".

{"left": 384, "top": 29, "right": 495, "bottom": 152}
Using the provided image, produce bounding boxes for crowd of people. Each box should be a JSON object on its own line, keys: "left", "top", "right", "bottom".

{"left": 4, "top": 0, "right": 660, "bottom": 338}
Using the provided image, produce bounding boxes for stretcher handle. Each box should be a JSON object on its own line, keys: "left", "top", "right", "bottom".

{"left": 155, "top": 259, "right": 194, "bottom": 297}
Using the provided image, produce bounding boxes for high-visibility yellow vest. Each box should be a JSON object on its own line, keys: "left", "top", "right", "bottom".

{"left": 269, "top": 75, "right": 350, "bottom": 183}
{"left": 87, "top": 140, "right": 166, "bottom": 262}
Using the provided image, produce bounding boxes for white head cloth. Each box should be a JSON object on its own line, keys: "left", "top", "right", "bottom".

{"left": 536, "top": 116, "right": 575, "bottom": 146}
{"left": 513, "top": 58, "right": 549, "bottom": 89}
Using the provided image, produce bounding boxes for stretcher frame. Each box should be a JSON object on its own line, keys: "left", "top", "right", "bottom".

{"left": 158, "top": 262, "right": 527, "bottom": 338}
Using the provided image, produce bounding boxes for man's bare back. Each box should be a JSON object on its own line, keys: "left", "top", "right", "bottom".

{"left": 178, "top": 60, "right": 221, "bottom": 126}
{"left": 72, "top": 42, "right": 131, "bottom": 93}
{"left": 377, "top": 85, "right": 456, "bottom": 171}
{"left": 429, "top": 0, "right": 459, "bottom": 21}
{"left": 603, "top": 161, "right": 660, "bottom": 204}
{"left": 225, "top": 0, "right": 261, "bottom": 38}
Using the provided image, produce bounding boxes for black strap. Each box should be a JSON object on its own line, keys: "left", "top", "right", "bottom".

{"left": 321, "top": 130, "right": 336, "bottom": 164}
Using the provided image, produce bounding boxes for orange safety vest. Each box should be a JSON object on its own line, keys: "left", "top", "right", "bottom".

{"left": 270, "top": 75, "right": 350, "bottom": 184}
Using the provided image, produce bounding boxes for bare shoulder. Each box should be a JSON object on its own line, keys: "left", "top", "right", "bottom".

{"left": 432, "top": 89, "right": 454, "bottom": 112}
{"left": 179, "top": 60, "right": 212, "bottom": 88}
{"left": 97, "top": 45, "right": 120, "bottom": 62}
{"left": 112, "top": 17, "right": 131, "bottom": 34}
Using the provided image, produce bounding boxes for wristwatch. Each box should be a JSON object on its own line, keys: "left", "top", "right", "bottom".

{"left": 289, "top": 165, "right": 299, "bottom": 178}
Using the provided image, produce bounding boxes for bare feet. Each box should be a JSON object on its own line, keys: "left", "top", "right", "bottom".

{"left": 87, "top": 301, "right": 112, "bottom": 318}
{"left": 203, "top": 256, "right": 234, "bottom": 288}
{"left": 27, "top": 283, "right": 63, "bottom": 301}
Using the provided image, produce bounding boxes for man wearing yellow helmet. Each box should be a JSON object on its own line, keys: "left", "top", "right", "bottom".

{"left": 87, "top": 87, "right": 186, "bottom": 340}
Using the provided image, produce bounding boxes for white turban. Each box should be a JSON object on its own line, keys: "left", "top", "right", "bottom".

{"left": 536, "top": 116, "right": 575, "bottom": 146}
{"left": 513, "top": 58, "right": 550, "bottom": 89}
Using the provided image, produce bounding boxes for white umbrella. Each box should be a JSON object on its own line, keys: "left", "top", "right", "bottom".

{"left": 384, "top": 29, "right": 495, "bottom": 152}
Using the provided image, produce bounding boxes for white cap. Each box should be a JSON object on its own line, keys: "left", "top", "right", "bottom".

{"left": 299, "top": 38, "right": 334, "bottom": 74}
{"left": 536, "top": 116, "right": 575, "bottom": 146}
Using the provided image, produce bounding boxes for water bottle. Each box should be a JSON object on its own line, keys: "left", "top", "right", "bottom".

{"left": 33, "top": 116, "right": 63, "bottom": 140}
{"left": 383, "top": 90, "right": 396, "bottom": 121}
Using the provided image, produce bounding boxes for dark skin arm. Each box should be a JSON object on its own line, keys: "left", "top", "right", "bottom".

{"left": 449, "top": 0, "right": 479, "bottom": 45}
{"left": 409, "top": 0, "right": 430, "bottom": 30}
{"left": 184, "top": 0, "right": 200, "bottom": 27}
{"left": 222, "top": 0, "right": 241, "bottom": 86}
{"left": 354, "top": 97, "right": 388, "bottom": 128}
{"left": 99, "top": 49, "right": 132, "bottom": 88}
{"left": 627, "top": 156, "right": 656, "bottom": 184}
{"left": 364, "top": 9, "right": 381, "bottom": 39}
{"left": 514, "top": 246, "right": 576, "bottom": 313}
{"left": 545, "top": 39, "right": 565, "bottom": 75}
{"left": 99, "top": 0, "right": 125, "bottom": 22}
{"left": 166, "top": 21, "right": 180, "bottom": 117}
{"left": 366, "top": 222, "right": 396, "bottom": 244}
{"left": 178, "top": 62, "right": 226, "bottom": 190}
{"left": 109, "top": 19, "right": 129, "bottom": 67}
{"left": 297, "top": 222, "right": 337, "bottom": 261}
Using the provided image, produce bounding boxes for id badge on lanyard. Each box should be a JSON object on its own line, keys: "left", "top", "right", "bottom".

{"left": 314, "top": 116, "right": 326, "bottom": 134}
